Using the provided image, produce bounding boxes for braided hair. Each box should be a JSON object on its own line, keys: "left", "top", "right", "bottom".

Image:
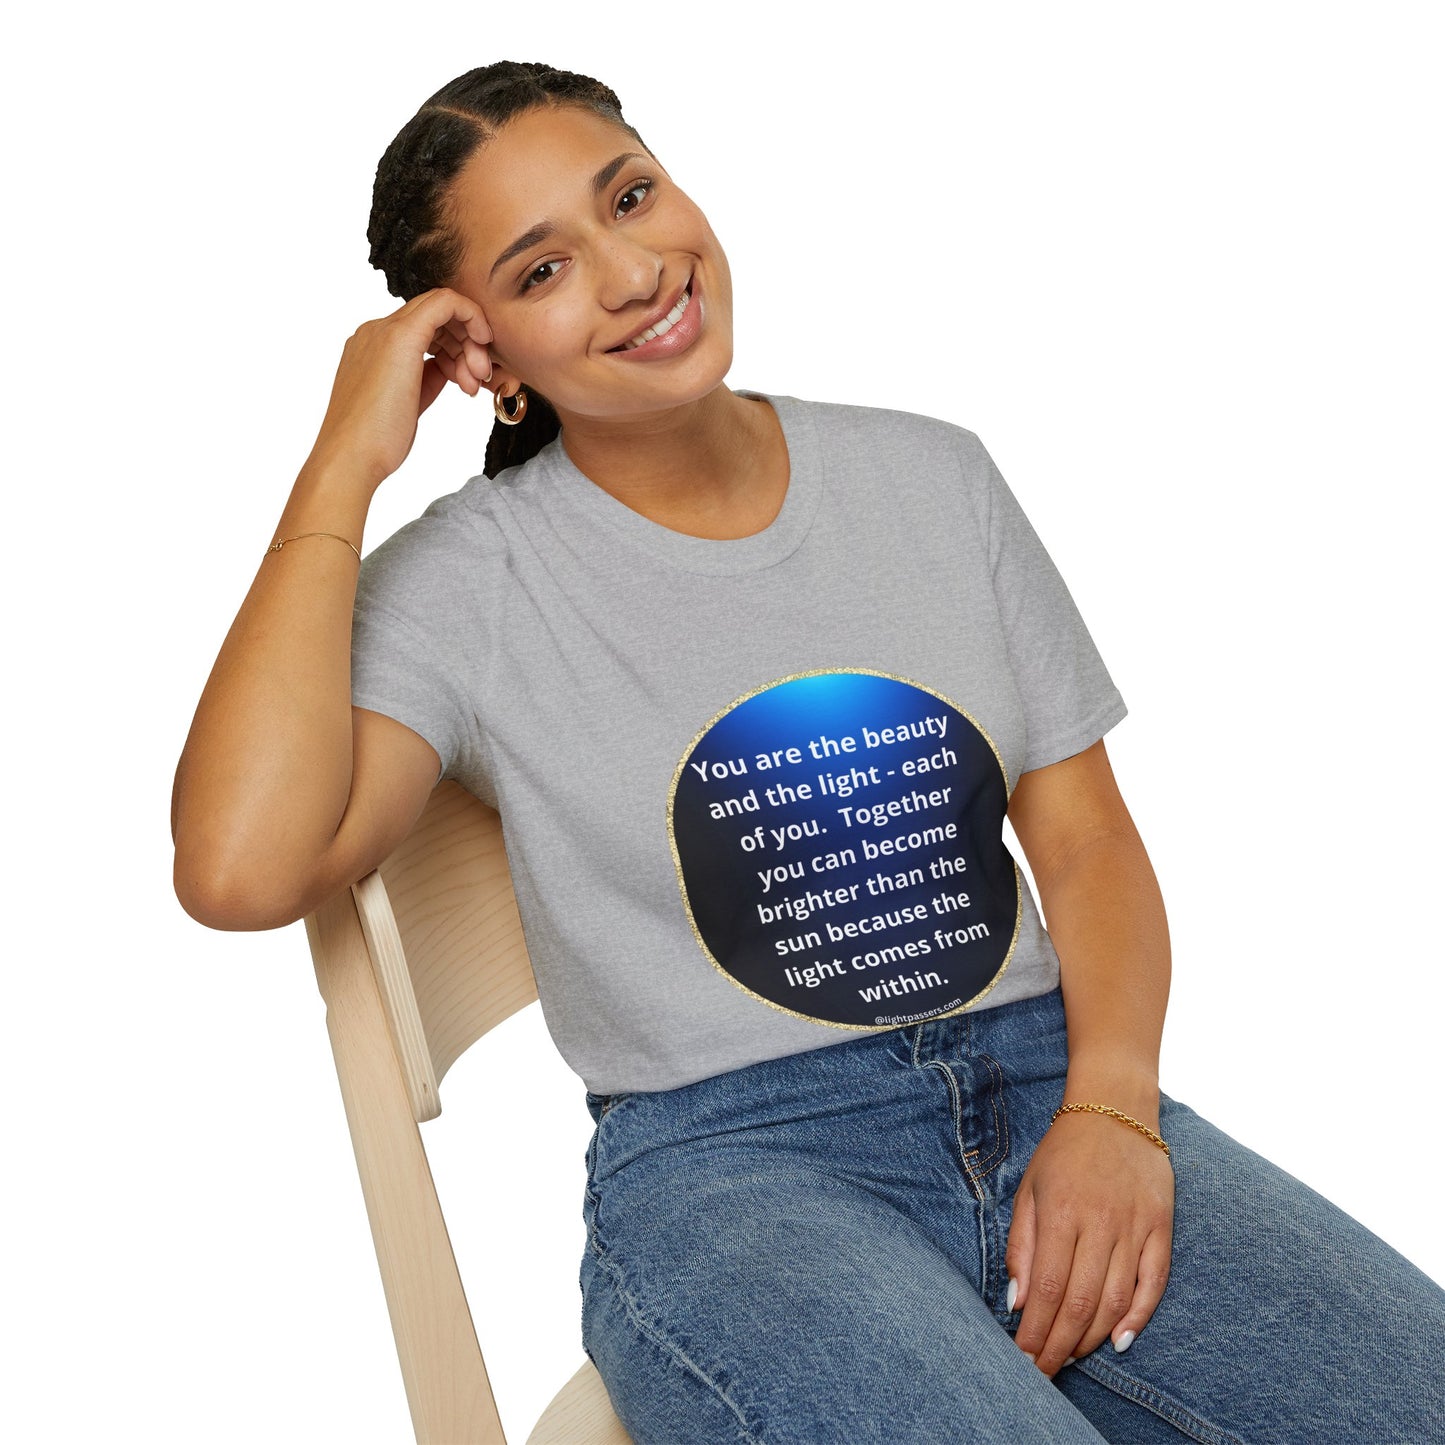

{"left": 367, "top": 61, "right": 644, "bottom": 477}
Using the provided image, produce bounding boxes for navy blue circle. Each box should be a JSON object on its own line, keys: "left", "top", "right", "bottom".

{"left": 670, "top": 672, "right": 1019, "bottom": 1027}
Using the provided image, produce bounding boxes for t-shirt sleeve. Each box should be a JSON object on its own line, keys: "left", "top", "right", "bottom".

{"left": 349, "top": 526, "right": 476, "bottom": 786}
{"left": 970, "top": 433, "right": 1128, "bottom": 774}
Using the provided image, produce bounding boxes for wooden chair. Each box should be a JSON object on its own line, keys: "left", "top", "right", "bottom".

{"left": 304, "top": 780, "right": 632, "bottom": 1444}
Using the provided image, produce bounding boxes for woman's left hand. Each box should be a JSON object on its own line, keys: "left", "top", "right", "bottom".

{"left": 1005, "top": 1110, "right": 1175, "bottom": 1375}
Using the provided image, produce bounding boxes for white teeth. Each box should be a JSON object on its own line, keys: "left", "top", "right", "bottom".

{"left": 622, "top": 286, "right": 690, "bottom": 350}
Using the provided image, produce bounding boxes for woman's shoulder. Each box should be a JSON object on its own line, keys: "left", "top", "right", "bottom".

{"left": 767, "top": 394, "right": 1000, "bottom": 510}
{"left": 361, "top": 440, "right": 568, "bottom": 574}
{"left": 770, "top": 393, "right": 992, "bottom": 467}
{"left": 356, "top": 464, "right": 530, "bottom": 609}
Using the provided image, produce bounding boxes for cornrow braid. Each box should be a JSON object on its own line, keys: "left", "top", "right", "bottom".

{"left": 367, "top": 61, "right": 645, "bottom": 476}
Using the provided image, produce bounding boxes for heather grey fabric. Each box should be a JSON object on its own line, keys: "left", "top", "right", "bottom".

{"left": 350, "top": 394, "right": 1126, "bottom": 1092}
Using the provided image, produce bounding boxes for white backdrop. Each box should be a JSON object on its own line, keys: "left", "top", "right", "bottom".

{"left": 5, "top": 3, "right": 1441, "bottom": 1440}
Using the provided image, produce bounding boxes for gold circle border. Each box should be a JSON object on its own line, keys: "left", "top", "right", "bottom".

{"left": 665, "top": 667, "right": 1024, "bottom": 1031}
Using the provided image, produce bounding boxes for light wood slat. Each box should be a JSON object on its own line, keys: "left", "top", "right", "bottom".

{"left": 378, "top": 783, "right": 537, "bottom": 1085}
{"left": 528, "top": 1360, "right": 631, "bottom": 1444}
{"left": 308, "top": 781, "right": 632, "bottom": 1442}
{"left": 308, "top": 890, "right": 505, "bottom": 1444}
{"left": 353, "top": 869, "right": 441, "bottom": 1122}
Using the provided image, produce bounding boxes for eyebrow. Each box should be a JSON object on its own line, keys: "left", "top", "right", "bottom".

{"left": 488, "top": 152, "right": 650, "bottom": 280}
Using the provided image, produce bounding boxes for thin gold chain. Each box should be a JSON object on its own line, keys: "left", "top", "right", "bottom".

{"left": 1052, "top": 1102, "right": 1171, "bottom": 1158}
{"left": 266, "top": 532, "right": 361, "bottom": 563}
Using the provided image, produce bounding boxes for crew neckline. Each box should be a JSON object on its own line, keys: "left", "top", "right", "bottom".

{"left": 533, "top": 392, "right": 823, "bottom": 576}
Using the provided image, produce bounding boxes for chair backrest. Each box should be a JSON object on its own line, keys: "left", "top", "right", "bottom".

{"left": 304, "top": 781, "right": 627, "bottom": 1445}
{"left": 356, "top": 780, "right": 537, "bottom": 1122}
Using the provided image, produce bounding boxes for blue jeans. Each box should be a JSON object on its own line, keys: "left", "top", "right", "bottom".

{"left": 579, "top": 988, "right": 1445, "bottom": 1443}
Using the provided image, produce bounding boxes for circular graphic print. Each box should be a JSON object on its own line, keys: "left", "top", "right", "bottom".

{"left": 668, "top": 671, "right": 1021, "bottom": 1028}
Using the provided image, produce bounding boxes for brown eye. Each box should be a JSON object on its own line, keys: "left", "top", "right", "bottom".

{"left": 523, "top": 259, "right": 563, "bottom": 291}
{"left": 615, "top": 181, "right": 652, "bottom": 218}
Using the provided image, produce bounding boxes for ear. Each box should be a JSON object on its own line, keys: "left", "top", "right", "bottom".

{"left": 485, "top": 362, "right": 525, "bottom": 403}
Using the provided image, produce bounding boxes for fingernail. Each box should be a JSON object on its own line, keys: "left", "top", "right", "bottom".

{"left": 1006, "top": 1277, "right": 1018, "bottom": 1312}
{"left": 1022, "top": 1352, "right": 1037, "bottom": 1365}
{"left": 1064, "top": 1357, "right": 1077, "bottom": 1367}
{"left": 1113, "top": 1330, "right": 1136, "bottom": 1353}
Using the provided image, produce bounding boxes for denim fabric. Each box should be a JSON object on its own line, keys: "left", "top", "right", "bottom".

{"left": 579, "top": 988, "right": 1445, "bottom": 1443}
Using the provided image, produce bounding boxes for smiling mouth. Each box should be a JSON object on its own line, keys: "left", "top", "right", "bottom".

{"left": 609, "top": 285, "right": 693, "bottom": 352}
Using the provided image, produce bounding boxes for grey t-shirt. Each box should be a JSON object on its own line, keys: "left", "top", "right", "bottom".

{"left": 351, "top": 394, "right": 1126, "bottom": 1093}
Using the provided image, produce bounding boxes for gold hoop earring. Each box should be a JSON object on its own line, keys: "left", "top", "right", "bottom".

{"left": 493, "top": 387, "right": 528, "bottom": 426}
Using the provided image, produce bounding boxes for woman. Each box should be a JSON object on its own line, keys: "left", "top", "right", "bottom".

{"left": 172, "top": 61, "right": 1444, "bottom": 1442}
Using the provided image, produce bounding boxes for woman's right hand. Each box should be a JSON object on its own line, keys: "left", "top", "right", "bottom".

{"left": 174, "top": 287, "right": 492, "bottom": 930}
{"left": 306, "top": 287, "right": 494, "bottom": 492}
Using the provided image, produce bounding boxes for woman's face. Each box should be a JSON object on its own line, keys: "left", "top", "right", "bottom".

{"left": 445, "top": 104, "right": 734, "bottom": 424}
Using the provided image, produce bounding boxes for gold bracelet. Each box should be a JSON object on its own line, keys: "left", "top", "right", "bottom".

{"left": 1052, "top": 1102, "right": 1170, "bottom": 1158}
{"left": 266, "top": 532, "right": 361, "bottom": 563}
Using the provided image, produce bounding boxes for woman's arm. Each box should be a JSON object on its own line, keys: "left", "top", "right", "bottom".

{"left": 1003, "top": 737, "right": 1175, "bottom": 1375}
{"left": 172, "top": 289, "right": 493, "bottom": 930}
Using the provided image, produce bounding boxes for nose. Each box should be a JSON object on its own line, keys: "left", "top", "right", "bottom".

{"left": 594, "top": 232, "right": 662, "bottom": 310}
